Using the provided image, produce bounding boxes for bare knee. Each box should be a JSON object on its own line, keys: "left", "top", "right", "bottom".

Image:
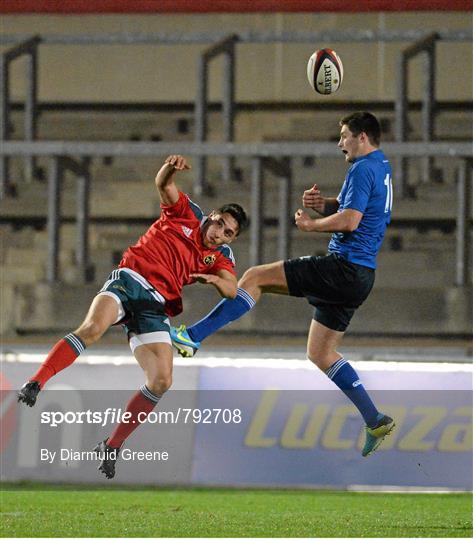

{"left": 75, "top": 320, "right": 108, "bottom": 346}
{"left": 239, "top": 266, "right": 261, "bottom": 288}
{"left": 146, "top": 373, "right": 172, "bottom": 395}
{"left": 306, "top": 320, "right": 345, "bottom": 372}
{"left": 307, "top": 348, "right": 340, "bottom": 372}
{"left": 239, "top": 261, "right": 287, "bottom": 299}
{"left": 307, "top": 351, "right": 328, "bottom": 371}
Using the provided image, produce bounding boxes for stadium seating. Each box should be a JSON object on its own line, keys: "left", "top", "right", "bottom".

{"left": 1, "top": 104, "right": 471, "bottom": 338}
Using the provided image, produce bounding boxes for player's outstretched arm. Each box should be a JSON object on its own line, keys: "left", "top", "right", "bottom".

{"left": 302, "top": 184, "right": 339, "bottom": 216}
{"left": 190, "top": 270, "right": 238, "bottom": 299}
{"left": 155, "top": 155, "right": 191, "bottom": 205}
{"left": 295, "top": 208, "right": 362, "bottom": 233}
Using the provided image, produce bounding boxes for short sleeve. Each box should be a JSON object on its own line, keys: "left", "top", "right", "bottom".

{"left": 160, "top": 191, "right": 206, "bottom": 225}
{"left": 210, "top": 245, "right": 236, "bottom": 276}
{"left": 343, "top": 163, "right": 373, "bottom": 214}
{"left": 160, "top": 191, "right": 189, "bottom": 218}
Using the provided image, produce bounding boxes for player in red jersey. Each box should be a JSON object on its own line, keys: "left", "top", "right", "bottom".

{"left": 18, "top": 155, "right": 248, "bottom": 478}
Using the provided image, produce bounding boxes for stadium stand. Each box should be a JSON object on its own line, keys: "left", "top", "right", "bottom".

{"left": 1, "top": 6, "right": 473, "bottom": 520}
{"left": 1, "top": 12, "right": 472, "bottom": 339}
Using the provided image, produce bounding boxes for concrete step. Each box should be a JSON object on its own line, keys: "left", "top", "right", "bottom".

{"left": 0, "top": 281, "right": 16, "bottom": 335}
{"left": 375, "top": 251, "right": 455, "bottom": 288}
{"left": 5, "top": 247, "right": 46, "bottom": 266}
{"left": 2, "top": 223, "right": 459, "bottom": 292}
{"left": 2, "top": 263, "right": 45, "bottom": 285}
{"left": 11, "top": 107, "right": 473, "bottom": 143}
{"left": 1, "top": 227, "right": 38, "bottom": 253}
{"left": 3, "top": 153, "right": 468, "bottom": 221}
{"left": 33, "top": 111, "right": 195, "bottom": 142}
{"left": 13, "top": 282, "right": 99, "bottom": 334}
{"left": 11, "top": 280, "right": 471, "bottom": 338}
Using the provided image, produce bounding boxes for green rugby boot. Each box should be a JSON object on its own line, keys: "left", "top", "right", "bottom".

{"left": 170, "top": 324, "right": 201, "bottom": 358}
{"left": 362, "top": 414, "right": 395, "bottom": 457}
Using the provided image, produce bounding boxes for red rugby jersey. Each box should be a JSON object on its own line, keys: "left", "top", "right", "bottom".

{"left": 119, "top": 191, "right": 236, "bottom": 317}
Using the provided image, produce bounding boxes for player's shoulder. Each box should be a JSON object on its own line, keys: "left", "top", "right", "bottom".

{"left": 350, "top": 151, "right": 388, "bottom": 177}
{"left": 185, "top": 193, "right": 204, "bottom": 220}
{"left": 351, "top": 156, "right": 374, "bottom": 171}
{"left": 348, "top": 158, "right": 373, "bottom": 181}
{"left": 216, "top": 244, "right": 236, "bottom": 265}
{"left": 182, "top": 194, "right": 205, "bottom": 221}
{"left": 362, "top": 149, "right": 389, "bottom": 167}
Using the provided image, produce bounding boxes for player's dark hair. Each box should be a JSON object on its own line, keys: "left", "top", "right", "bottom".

{"left": 340, "top": 111, "right": 381, "bottom": 146}
{"left": 218, "top": 203, "right": 249, "bottom": 235}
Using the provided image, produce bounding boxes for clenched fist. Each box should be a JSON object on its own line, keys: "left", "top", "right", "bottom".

{"left": 294, "top": 209, "right": 315, "bottom": 232}
{"left": 302, "top": 183, "right": 325, "bottom": 214}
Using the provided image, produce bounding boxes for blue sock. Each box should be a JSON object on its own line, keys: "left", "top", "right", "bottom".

{"left": 326, "top": 357, "right": 381, "bottom": 428}
{"left": 187, "top": 287, "right": 256, "bottom": 343}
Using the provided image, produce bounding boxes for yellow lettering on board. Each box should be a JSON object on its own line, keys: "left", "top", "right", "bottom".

{"left": 438, "top": 407, "right": 473, "bottom": 452}
{"left": 321, "top": 405, "right": 358, "bottom": 450}
{"left": 244, "top": 390, "right": 278, "bottom": 448}
{"left": 398, "top": 406, "right": 447, "bottom": 451}
{"left": 281, "top": 404, "right": 330, "bottom": 449}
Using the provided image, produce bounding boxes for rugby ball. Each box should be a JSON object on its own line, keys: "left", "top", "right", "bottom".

{"left": 307, "top": 48, "right": 344, "bottom": 95}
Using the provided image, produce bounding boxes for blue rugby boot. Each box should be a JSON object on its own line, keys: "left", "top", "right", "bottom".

{"left": 362, "top": 414, "right": 395, "bottom": 457}
{"left": 170, "top": 324, "right": 201, "bottom": 358}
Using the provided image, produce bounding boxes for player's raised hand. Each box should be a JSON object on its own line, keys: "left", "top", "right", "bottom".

{"left": 302, "top": 184, "right": 325, "bottom": 214}
{"left": 156, "top": 155, "right": 191, "bottom": 206}
{"left": 295, "top": 209, "right": 315, "bottom": 232}
{"left": 164, "top": 155, "right": 191, "bottom": 171}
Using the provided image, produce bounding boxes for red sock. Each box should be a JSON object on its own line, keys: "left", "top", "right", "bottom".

{"left": 107, "top": 386, "right": 161, "bottom": 449}
{"left": 31, "top": 333, "right": 86, "bottom": 388}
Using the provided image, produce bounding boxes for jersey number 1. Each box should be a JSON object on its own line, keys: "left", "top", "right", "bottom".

{"left": 384, "top": 174, "right": 393, "bottom": 213}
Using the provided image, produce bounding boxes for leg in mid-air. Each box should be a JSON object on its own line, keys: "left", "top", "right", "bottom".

{"left": 171, "top": 261, "right": 289, "bottom": 357}
{"left": 95, "top": 340, "right": 173, "bottom": 479}
{"left": 306, "top": 319, "right": 394, "bottom": 456}
{"left": 174, "top": 251, "right": 395, "bottom": 456}
{"left": 18, "top": 294, "right": 120, "bottom": 407}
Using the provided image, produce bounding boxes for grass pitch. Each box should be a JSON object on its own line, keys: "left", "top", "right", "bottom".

{"left": 1, "top": 483, "right": 472, "bottom": 537}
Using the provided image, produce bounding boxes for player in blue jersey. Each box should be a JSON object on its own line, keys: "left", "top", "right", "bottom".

{"left": 171, "top": 112, "right": 395, "bottom": 456}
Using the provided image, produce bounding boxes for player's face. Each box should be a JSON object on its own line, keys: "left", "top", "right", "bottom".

{"left": 338, "top": 124, "right": 363, "bottom": 163}
{"left": 203, "top": 212, "right": 239, "bottom": 248}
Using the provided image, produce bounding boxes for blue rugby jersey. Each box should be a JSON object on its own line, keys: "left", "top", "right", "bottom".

{"left": 327, "top": 149, "right": 392, "bottom": 269}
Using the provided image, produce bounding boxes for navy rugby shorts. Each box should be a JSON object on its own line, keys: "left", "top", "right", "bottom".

{"left": 283, "top": 253, "right": 375, "bottom": 332}
{"left": 97, "top": 267, "right": 171, "bottom": 352}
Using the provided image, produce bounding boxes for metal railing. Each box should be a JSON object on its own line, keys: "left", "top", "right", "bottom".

{"left": 46, "top": 156, "right": 91, "bottom": 283}
{"left": 0, "top": 35, "right": 40, "bottom": 197}
{"left": 250, "top": 156, "right": 293, "bottom": 266}
{"left": 1, "top": 140, "right": 471, "bottom": 286}
{"left": 1, "top": 29, "right": 472, "bottom": 199}
{"left": 1, "top": 29, "right": 471, "bottom": 46}
{"left": 195, "top": 34, "right": 238, "bottom": 195}
{"left": 456, "top": 158, "right": 472, "bottom": 287}
{"left": 1, "top": 30, "right": 471, "bottom": 291}
{"left": 395, "top": 32, "right": 439, "bottom": 197}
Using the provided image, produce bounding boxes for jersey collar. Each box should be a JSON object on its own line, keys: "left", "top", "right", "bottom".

{"left": 353, "top": 149, "right": 383, "bottom": 163}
